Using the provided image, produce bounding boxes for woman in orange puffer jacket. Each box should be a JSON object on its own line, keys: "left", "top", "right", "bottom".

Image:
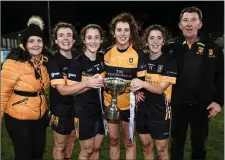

{"left": 1, "top": 16, "right": 50, "bottom": 160}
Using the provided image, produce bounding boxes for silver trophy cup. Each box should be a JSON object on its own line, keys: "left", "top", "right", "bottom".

{"left": 104, "top": 77, "right": 128, "bottom": 121}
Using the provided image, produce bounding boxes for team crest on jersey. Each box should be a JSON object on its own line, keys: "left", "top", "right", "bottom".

{"left": 197, "top": 46, "right": 204, "bottom": 55}
{"left": 157, "top": 65, "right": 163, "bottom": 73}
{"left": 129, "top": 58, "right": 133, "bottom": 63}
{"left": 208, "top": 49, "right": 215, "bottom": 58}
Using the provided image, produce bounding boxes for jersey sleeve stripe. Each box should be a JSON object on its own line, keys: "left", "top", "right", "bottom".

{"left": 50, "top": 79, "right": 65, "bottom": 87}
{"left": 67, "top": 79, "right": 78, "bottom": 86}
{"left": 137, "top": 70, "right": 146, "bottom": 77}
{"left": 161, "top": 76, "right": 176, "bottom": 84}
{"left": 82, "top": 76, "right": 88, "bottom": 81}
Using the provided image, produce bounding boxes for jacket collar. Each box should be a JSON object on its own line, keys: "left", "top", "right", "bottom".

{"left": 177, "top": 32, "right": 213, "bottom": 45}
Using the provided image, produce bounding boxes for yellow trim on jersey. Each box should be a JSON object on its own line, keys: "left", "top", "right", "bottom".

{"left": 82, "top": 71, "right": 105, "bottom": 81}
{"left": 137, "top": 70, "right": 146, "bottom": 77}
{"left": 145, "top": 73, "right": 161, "bottom": 85}
{"left": 82, "top": 76, "right": 88, "bottom": 81}
{"left": 67, "top": 79, "right": 78, "bottom": 86}
{"left": 104, "top": 45, "right": 139, "bottom": 68}
{"left": 51, "top": 79, "right": 65, "bottom": 88}
{"left": 161, "top": 76, "right": 176, "bottom": 84}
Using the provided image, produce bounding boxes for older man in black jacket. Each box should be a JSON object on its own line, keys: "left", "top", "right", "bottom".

{"left": 164, "top": 6, "right": 224, "bottom": 160}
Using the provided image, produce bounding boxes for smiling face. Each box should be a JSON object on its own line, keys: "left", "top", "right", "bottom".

{"left": 147, "top": 30, "right": 164, "bottom": 55}
{"left": 55, "top": 27, "right": 75, "bottom": 51}
{"left": 114, "top": 22, "right": 131, "bottom": 48}
{"left": 179, "top": 12, "right": 202, "bottom": 39}
{"left": 84, "top": 28, "right": 103, "bottom": 53}
{"left": 26, "top": 36, "right": 43, "bottom": 56}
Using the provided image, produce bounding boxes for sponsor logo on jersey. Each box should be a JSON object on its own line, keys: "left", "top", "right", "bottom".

{"left": 68, "top": 73, "right": 76, "bottom": 78}
{"left": 51, "top": 72, "right": 60, "bottom": 78}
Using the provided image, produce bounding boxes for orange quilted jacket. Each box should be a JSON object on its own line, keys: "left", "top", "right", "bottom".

{"left": 1, "top": 58, "right": 50, "bottom": 120}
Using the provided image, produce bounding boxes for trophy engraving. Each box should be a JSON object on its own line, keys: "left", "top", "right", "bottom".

{"left": 104, "top": 77, "right": 128, "bottom": 120}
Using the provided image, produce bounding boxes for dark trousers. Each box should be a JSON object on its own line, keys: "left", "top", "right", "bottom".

{"left": 4, "top": 114, "right": 47, "bottom": 160}
{"left": 170, "top": 102, "right": 209, "bottom": 160}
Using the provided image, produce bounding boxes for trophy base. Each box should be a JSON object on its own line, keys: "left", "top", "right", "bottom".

{"left": 105, "top": 109, "right": 120, "bottom": 121}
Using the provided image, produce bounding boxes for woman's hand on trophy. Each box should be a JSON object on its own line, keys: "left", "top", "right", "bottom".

{"left": 85, "top": 74, "right": 104, "bottom": 89}
{"left": 130, "top": 78, "right": 145, "bottom": 92}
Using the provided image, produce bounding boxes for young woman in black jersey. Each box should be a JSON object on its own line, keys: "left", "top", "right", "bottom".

{"left": 66, "top": 24, "right": 106, "bottom": 160}
{"left": 47, "top": 22, "right": 78, "bottom": 160}
{"left": 104, "top": 12, "right": 146, "bottom": 160}
{"left": 130, "top": 24, "right": 177, "bottom": 160}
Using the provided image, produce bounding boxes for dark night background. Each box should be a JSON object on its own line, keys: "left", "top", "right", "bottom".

{"left": 1, "top": 1, "right": 224, "bottom": 43}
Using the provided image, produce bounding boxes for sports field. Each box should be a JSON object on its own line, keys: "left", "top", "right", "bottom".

{"left": 1, "top": 109, "right": 224, "bottom": 160}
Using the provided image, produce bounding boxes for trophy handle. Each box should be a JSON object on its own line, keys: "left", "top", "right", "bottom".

{"left": 124, "top": 80, "right": 131, "bottom": 93}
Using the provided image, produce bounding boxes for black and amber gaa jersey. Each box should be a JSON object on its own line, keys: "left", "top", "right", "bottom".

{"left": 143, "top": 53, "right": 177, "bottom": 121}
{"left": 104, "top": 44, "right": 146, "bottom": 110}
{"left": 67, "top": 53, "right": 105, "bottom": 119}
{"left": 46, "top": 52, "right": 78, "bottom": 117}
